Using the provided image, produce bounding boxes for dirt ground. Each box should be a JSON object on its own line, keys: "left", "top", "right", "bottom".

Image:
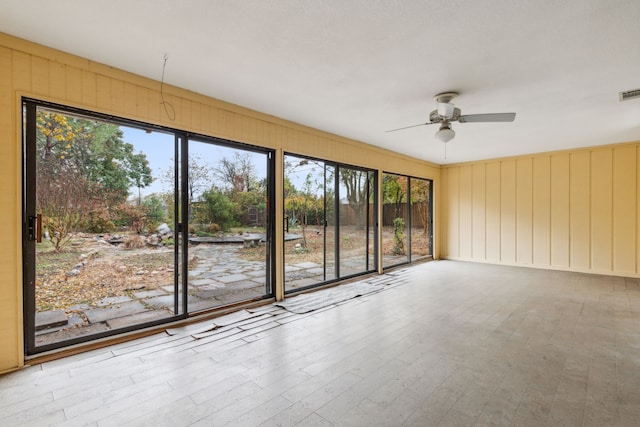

{"left": 35, "top": 226, "right": 431, "bottom": 312}
{"left": 36, "top": 237, "right": 175, "bottom": 311}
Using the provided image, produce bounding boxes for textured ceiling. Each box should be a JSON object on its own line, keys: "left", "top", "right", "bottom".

{"left": 2, "top": 0, "right": 640, "bottom": 164}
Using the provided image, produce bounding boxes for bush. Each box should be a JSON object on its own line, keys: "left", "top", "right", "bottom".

{"left": 115, "top": 203, "right": 148, "bottom": 234}
{"left": 123, "top": 235, "right": 146, "bottom": 249}
{"left": 85, "top": 207, "right": 115, "bottom": 233}
{"left": 392, "top": 217, "right": 405, "bottom": 255}
{"left": 193, "top": 190, "right": 237, "bottom": 231}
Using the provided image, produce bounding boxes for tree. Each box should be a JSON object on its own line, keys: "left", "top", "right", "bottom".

{"left": 410, "top": 178, "right": 432, "bottom": 247}
{"left": 128, "top": 152, "right": 154, "bottom": 205}
{"left": 141, "top": 194, "right": 166, "bottom": 226}
{"left": 339, "top": 169, "right": 371, "bottom": 230}
{"left": 35, "top": 110, "right": 155, "bottom": 248}
{"left": 194, "top": 189, "right": 237, "bottom": 231}
{"left": 214, "top": 152, "right": 259, "bottom": 192}
{"left": 37, "top": 111, "right": 154, "bottom": 205}
{"left": 163, "top": 154, "right": 212, "bottom": 207}
{"left": 382, "top": 174, "right": 407, "bottom": 216}
{"left": 284, "top": 158, "right": 327, "bottom": 245}
{"left": 37, "top": 165, "right": 104, "bottom": 250}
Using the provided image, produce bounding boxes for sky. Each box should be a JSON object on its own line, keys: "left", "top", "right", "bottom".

{"left": 120, "top": 126, "right": 268, "bottom": 198}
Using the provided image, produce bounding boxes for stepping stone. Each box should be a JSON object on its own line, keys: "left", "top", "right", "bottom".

{"left": 106, "top": 310, "right": 171, "bottom": 330}
{"left": 231, "top": 280, "right": 266, "bottom": 291}
{"left": 133, "top": 289, "right": 168, "bottom": 299}
{"left": 292, "top": 262, "right": 321, "bottom": 269}
{"left": 190, "top": 278, "right": 216, "bottom": 287}
{"left": 96, "top": 296, "right": 132, "bottom": 307}
{"left": 84, "top": 301, "right": 149, "bottom": 324}
{"left": 217, "top": 273, "right": 249, "bottom": 283}
{"left": 246, "top": 270, "right": 267, "bottom": 278}
{"left": 35, "top": 323, "right": 110, "bottom": 347}
{"left": 144, "top": 295, "right": 177, "bottom": 309}
{"left": 215, "top": 288, "right": 263, "bottom": 304}
{"left": 35, "top": 310, "right": 68, "bottom": 331}
{"left": 184, "top": 298, "right": 220, "bottom": 313}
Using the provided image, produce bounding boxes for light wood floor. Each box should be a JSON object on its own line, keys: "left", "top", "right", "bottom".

{"left": 1, "top": 260, "right": 640, "bottom": 426}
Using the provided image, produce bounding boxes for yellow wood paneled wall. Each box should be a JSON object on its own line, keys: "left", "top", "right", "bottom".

{"left": 441, "top": 144, "right": 640, "bottom": 277}
{"left": 0, "top": 33, "right": 439, "bottom": 373}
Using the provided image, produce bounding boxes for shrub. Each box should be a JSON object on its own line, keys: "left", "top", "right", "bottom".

{"left": 392, "top": 217, "right": 406, "bottom": 255}
{"left": 123, "top": 235, "right": 146, "bottom": 249}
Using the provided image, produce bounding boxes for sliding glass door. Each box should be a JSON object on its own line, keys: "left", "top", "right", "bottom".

{"left": 382, "top": 172, "right": 433, "bottom": 268}
{"left": 23, "top": 101, "right": 183, "bottom": 353}
{"left": 284, "top": 154, "right": 376, "bottom": 292}
{"left": 22, "top": 99, "right": 274, "bottom": 354}
{"left": 185, "top": 137, "right": 273, "bottom": 312}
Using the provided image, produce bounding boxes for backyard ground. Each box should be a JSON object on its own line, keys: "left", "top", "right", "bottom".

{"left": 35, "top": 226, "right": 431, "bottom": 312}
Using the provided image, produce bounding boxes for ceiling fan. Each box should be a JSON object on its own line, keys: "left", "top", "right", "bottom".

{"left": 387, "top": 92, "right": 516, "bottom": 143}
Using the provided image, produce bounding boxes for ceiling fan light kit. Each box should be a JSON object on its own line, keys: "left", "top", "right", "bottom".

{"left": 437, "top": 102, "right": 456, "bottom": 119}
{"left": 387, "top": 91, "right": 516, "bottom": 144}
{"left": 435, "top": 123, "right": 455, "bottom": 143}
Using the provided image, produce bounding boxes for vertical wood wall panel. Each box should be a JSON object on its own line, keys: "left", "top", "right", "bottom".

{"left": 458, "top": 165, "right": 473, "bottom": 259}
{"left": 135, "top": 86, "right": 149, "bottom": 120}
{"left": 443, "top": 144, "right": 640, "bottom": 277}
{"left": 532, "top": 156, "right": 551, "bottom": 266}
{"left": 96, "top": 75, "right": 111, "bottom": 111}
{"left": 440, "top": 168, "right": 449, "bottom": 257}
{"left": 123, "top": 82, "right": 138, "bottom": 119}
{"left": 500, "top": 160, "right": 516, "bottom": 263}
{"left": 638, "top": 147, "right": 640, "bottom": 274}
{"left": 12, "top": 51, "right": 32, "bottom": 92}
{"left": 485, "top": 162, "right": 501, "bottom": 262}
{"left": 0, "top": 46, "right": 19, "bottom": 372}
{"left": 472, "top": 163, "right": 486, "bottom": 260}
{"left": 81, "top": 69, "right": 97, "bottom": 107}
{"left": 612, "top": 146, "right": 636, "bottom": 274}
{"left": 590, "top": 149, "right": 613, "bottom": 272}
{"left": 569, "top": 151, "right": 591, "bottom": 270}
{"left": 50, "top": 62, "right": 66, "bottom": 100}
{"left": 550, "top": 154, "right": 570, "bottom": 267}
{"left": 109, "top": 79, "right": 124, "bottom": 112}
{"left": 65, "top": 66, "right": 82, "bottom": 103}
{"left": 31, "top": 56, "right": 50, "bottom": 96}
{"left": 516, "top": 158, "right": 533, "bottom": 264}
{"left": 447, "top": 167, "right": 460, "bottom": 258}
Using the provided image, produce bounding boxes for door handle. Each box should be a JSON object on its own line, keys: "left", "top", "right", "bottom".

{"left": 28, "top": 214, "right": 43, "bottom": 242}
{"left": 28, "top": 216, "right": 35, "bottom": 241}
{"left": 36, "top": 214, "right": 42, "bottom": 243}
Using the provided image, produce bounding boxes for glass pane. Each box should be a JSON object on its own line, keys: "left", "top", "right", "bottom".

{"left": 368, "top": 171, "right": 377, "bottom": 270}
{"left": 186, "top": 139, "right": 269, "bottom": 311}
{"left": 410, "top": 177, "right": 433, "bottom": 260}
{"left": 338, "top": 167, "right": 371, "bottom": 277}
{"left": 283, "top": 155, "right": 330, "bottom": 291}
{"left": 283, "top": 155, "right": 376, "bottom": 291}
{"left": 33, "top": 109, "right": 177, "bottom": 347}
{"left": 382, "top": 173, "right": 409, "bottom": 268}
{"left": 324, "top": 164, "right": 337, "bottom": 281}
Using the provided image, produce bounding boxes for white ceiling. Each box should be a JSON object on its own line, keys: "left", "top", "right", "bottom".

{"left": 2, "top": 0, "right": 640, "bottom": 164}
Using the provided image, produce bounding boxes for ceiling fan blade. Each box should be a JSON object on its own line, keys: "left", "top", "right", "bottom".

{"left": 458, "top": 112, "right": 516, "bottom": 123}
{"left": 385, "top": 122, "right": 437, "bottom": 133}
